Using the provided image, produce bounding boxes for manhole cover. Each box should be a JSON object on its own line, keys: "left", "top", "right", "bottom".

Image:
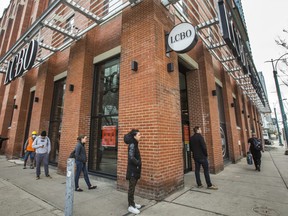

{"left": 253, "top": 206, "right": 279, "bottom": 216}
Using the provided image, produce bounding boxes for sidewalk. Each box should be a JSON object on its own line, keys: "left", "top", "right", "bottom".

{"left": 1, "top": 145, "right": 288, "bottom": 216}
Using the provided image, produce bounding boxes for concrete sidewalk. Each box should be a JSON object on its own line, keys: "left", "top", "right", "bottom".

{"left": 1, "top": 145, "right": 288, "bottom": 216}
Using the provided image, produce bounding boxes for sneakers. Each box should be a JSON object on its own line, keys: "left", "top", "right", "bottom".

{"left": 23, "top": 166, "right": 26, "bottom": 169}
{"left": 30, "top": 165, "right": 34, "bottom": 169}
{"left": 36, "top": 176, "right": 40, "bottom": 180}
{"left": 207, "top": 185, "right": 218, "bottom": 190}
{"left": 128, "top": 206, "right": 140, "bottom": 214}
{"left": 46, "top": 175, "right": 52, "bottom": 178}
{"left": 197, "top": 185, "right": 204, "bottom": 189}
{"left": 135, "top": 203, "right": 141, "bottom": 209}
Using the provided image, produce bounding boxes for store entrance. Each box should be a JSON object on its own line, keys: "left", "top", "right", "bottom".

{"left": 179, "top": 64, "right": 192, "bottom": 173}
{"left": 48, "top": 78, "right": 66, "bottom": 165}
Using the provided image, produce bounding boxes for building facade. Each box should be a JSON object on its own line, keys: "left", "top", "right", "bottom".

{"left": 0, "top": 0, "right": 270, "bottom": 200}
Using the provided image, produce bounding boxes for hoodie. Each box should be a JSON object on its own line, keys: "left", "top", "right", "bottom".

{"left": 124, "top": 133, "right": 142, "bottom": 180}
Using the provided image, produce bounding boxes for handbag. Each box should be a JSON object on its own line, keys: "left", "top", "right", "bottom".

{"left": 246, "top": 152, "right": 253, "bottom": 165}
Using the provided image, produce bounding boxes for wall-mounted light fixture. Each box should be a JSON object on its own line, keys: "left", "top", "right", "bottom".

{"left": 13, "top": 105, "right": 18, "bottom": 109}
{"left": 167, "top": 63, "right": 174, "bottom": 72}
{"left": 34, "top": 97, "right": 39, "bottom": 103}
{"left": 212, "top": 90, "right": 217, "bottom": 96}
{"left": 231, "top": 103, "right": 234, "bottom": 107}
{"left": 69, "top": 84, "right": 74, "bottom": 92}
{"left": 131, "top": 61, "right": 138, "bottom": 71}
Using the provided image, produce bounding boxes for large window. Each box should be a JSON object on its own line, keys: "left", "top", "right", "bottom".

{"left": 233, "top": 97, "right": 241, "bottom": 127}
{"left": 89, "top": 57, "right": 120, "bottom": 177}
{"left": 48, "top": 78, "right": 66, "bottom": 165}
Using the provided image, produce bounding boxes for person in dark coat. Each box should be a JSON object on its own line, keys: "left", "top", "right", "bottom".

{"left": 248, "top": 133, "right": 263, "bottom": 171}
{"left": 74, "top": 135, "right": 97, "bottom": 192}
{"left": 189, "top": 126, "right": 218, "bottom": 190}
{"left": 124, "top": 129, "right": 142, "bottom": 215}
{"left": 0, "top": 136, "right": 9, "bottom": 150}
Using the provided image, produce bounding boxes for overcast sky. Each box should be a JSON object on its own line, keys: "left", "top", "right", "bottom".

{"left": 0, "top": 0, "right": 288, "bottom": 114}
{"left": 241, "top": 0, "right": 288, "bottom": 115}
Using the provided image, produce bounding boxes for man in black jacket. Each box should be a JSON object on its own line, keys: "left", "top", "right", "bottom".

{"left": 189, "top": 126, "right": 218, "bottom": 190}
{"left": 248, "top": 133, "right": 263, "bottom": 171}
{"left": 124, "top": 129, "right": 142, "bottom": 215}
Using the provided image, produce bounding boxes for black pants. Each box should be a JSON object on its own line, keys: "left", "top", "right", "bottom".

{"left": 252, "top": 151, "right": 262, "bottom": 169}
{"left": 128, "top": 177, "right": 138, "bottom": 207}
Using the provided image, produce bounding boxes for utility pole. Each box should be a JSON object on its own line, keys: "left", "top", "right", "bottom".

{"left": 266, "top": 53, "right": 288, "bottom": 149}
{"left": 274, "top": 107, "right": 283, "bottom": 145}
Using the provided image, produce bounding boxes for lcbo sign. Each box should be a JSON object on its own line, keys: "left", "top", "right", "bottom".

{"left": 4, "top": 40, "right": 38, "bottom": 85}
{"left": 168, "top": 22, "right": 198, "bottom": 53}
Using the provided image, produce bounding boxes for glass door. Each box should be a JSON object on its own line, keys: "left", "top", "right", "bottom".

{"left": 179, "top": 66, "right": 192, "bottom": 173}
{"left": 48, "top": 78, "right": 66, "bottom": 165}
{"left": 89, "top": 57, "right": 120, "bottom": 177}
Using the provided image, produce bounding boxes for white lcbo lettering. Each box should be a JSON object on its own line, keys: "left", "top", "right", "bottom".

{"left": 170, "top": 30, "right": 193, "bottom": 44}
{"left": 4, "top": 40, "right": 38, "bottom": 85}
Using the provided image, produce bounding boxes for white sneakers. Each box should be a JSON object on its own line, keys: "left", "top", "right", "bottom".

{"left": 135, "top": 203, "right": 141, "bottom": 209}
{"left": 128, "top": 206, "right": 140, "bottom": 214}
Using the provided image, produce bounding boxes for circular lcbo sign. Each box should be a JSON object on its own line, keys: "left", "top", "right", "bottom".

{"left": 168, "top": 22, "right": 198, "bottom": 53}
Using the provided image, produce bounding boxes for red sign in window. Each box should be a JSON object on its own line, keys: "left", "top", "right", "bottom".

{"left": 101, "top": 126, "right": 117, "bottom": 147}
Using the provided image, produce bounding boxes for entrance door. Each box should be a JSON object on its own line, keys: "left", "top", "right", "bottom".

{"left": 216, "top": 84, "right": 229, "bottom": 160}
{"left": 179, "top": 65, "right": 192, "bottom": 173}
{"left": 48, "top": 78, "right": 66, "bottom": 165}
{"left": 22, "top": 91, "right": 35, "bottom": 156}
{"left": 89, "top": 57, "right": 120, "bottom": 177}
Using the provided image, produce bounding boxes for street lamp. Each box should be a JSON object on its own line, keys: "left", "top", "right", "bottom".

{"left": 266, "top": 53, "right": 288, "bottom": 148}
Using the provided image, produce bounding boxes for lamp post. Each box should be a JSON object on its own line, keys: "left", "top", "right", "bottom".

{"left": 266, "top": 53, "right": 288, "bottom": 148}
{"left": 274, "top": 107, "right": 283, "bottom": 145}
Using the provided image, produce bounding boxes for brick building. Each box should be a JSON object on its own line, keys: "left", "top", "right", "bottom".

{"left": 0, "top": 0, "right": 270, "bottom": 200}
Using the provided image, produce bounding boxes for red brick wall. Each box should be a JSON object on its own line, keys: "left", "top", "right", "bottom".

{"left": 117, "top": 0, "right": 184, "bottom": 200}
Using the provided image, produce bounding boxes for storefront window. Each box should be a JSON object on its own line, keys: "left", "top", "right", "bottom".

{"left": 89, "top": 57, "right": 119, "bottom": 177}
{"left": 48, "top": 78, "right": 66, "bottom": 165}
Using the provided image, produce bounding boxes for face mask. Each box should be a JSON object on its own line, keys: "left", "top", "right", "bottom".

{"left": 32, "top": 135, "right": 36, "bottom": 138}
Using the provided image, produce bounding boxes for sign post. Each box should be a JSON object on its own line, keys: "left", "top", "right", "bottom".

{"left": 65, "top": 158, "right": 75, "bottom": 216}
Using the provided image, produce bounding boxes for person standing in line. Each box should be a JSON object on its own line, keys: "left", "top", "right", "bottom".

{"left": 32, "top": 130, "right": 51, "bottom": 180}
{"left": 23, "top": 131, "right": 37, "bottom": 169}
{"left": 248, "top": 133, "right": 264, "bottom": 171}
{"left": 74, "top": 135, "right": 97, "bottom": 192}
{"left": 189, "top": 126, "right": 218, "bottom": 190}
{"left": 124, "top": 129, "right": 142, "bottom": 215}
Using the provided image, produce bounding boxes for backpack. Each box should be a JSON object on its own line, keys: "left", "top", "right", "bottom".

{"left": 253, "top": 138, "right": 262, "bottom": 151}
{"left": 69, "top": 149, "right": 76, "bottom": 158}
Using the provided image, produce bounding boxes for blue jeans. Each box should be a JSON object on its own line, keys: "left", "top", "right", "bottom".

{"left": 75, "top": 160, "right": 92, "bottom": 189}
{"left": 194, "top": 158, "right": 212, "bottom": 187}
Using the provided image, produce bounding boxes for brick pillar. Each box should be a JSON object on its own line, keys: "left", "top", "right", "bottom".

{"left": 57, "top": 37, "right": 94, "bottom": 173}
{"left": 186, "top": 41, "right": 223, "bottom": 173}
{"left": 0, "top": 80, "right": 17, "bottom": 156}
{"left": 117, "top": 0, "right": 184, "bottom": 200}
{"left": 222, "top": 70, "right": 241, "bottom": 163}
{"left": 29, "top": 62, "right": 54, "bottom": 135}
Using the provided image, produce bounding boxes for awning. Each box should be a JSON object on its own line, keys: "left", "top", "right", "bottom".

{"left": 0, "top": 0, "right": 141, "bottom": 74}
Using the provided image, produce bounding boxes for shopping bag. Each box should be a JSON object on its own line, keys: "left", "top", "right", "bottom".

{"left": 246, "top": 152, "right": 253, "bottom": 165}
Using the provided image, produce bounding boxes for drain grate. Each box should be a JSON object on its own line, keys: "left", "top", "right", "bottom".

{"left": 253, "top": 206, "right": 279, "bottom": 216}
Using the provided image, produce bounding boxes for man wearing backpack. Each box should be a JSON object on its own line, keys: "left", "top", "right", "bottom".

{"left": 248, "top": 133, "right": 264, "bottom": 171}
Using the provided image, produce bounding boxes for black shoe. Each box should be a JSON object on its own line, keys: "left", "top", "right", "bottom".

{"left": 88, "top": 185, "right": 97, "bottom": 190}
{"left": 75, "top": 188, "right": 83, "bottom": 192}
{"left": 46, "top": 175, "right": 52, "bottom": 178}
